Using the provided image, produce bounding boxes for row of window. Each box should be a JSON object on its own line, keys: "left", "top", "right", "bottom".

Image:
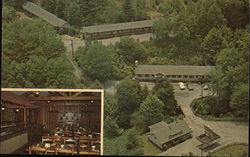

{"left": 87, "top": 27, "right": 152, "bottom": 37}
{"left": 136, "top": 74, "right": 205, "bottom": 79}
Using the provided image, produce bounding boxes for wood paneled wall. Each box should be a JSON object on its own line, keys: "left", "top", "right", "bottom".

{"left": 36, "top": 104, "right": 101, "bottom": 132}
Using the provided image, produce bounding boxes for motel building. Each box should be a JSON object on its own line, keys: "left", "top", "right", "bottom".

{"left": 147, "top": 120, "right": 192, "bottom": 150}
{"left": 22, "top": 2, "right": 69, "bottom": 29}
{"left": 82, "top": 19, "right": 159, "bottom": 39}
{"left": 135, "top": 65, "right": 215, "bottom": 82}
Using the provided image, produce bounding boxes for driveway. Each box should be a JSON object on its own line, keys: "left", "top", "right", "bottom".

{"left": 157, "top": 83, "right": 249, "bottom": 156}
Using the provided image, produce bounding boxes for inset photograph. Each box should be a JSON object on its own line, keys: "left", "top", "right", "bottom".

{"left": 0, "top": 88, "right": 104, "bottom": 155}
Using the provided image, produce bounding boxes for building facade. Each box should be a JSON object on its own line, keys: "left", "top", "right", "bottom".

{"left": 147, "top": 120, "right": 192, "bottom": 150}
{"left": 82, "top": 19, "right": 159, "bottom": 39}
{"left": 135, "top": 65, "right": 215, "bottom": 82}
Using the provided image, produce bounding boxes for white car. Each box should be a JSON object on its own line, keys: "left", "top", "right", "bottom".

{"left": 178, "top": 82, "right": 185, "bottom": 90}
{"left": 203, "top": 85, "right": 209, "bottom": 90}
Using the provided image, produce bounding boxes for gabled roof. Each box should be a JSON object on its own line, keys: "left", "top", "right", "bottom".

{"left": 82, "top": 19, "right": 159, "bottom": 33}
{"left": 22, "top": 2, "right": 68, "bottom": 27}
{"left": 135, "top": 65, "right": 215, "bottom": 76}
{"left": 148, "top": 120, "right": 192, "bottom": 144}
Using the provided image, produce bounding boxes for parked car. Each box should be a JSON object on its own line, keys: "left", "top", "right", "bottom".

{"left": 178, "top": 82, "right": 185, "bottom": 90}
{"left": 186, "top": 83, "right": 194, "bottom": 91}
{"left": 203, "top": 85, "right": 209, "bottom": 90}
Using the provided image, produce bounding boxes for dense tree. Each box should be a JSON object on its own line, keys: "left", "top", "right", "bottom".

{"left": 153, "top": 78, "right": 178, "bottom": 115}
{"left": 89, "top": 79, "right": 103, "bottom": 89}
{"left": 104, "top": 116, "right": 123, "bottom": 138}
{"left": 138, "top": 95, "right": 164, "bottom": 126}
{"left": 201, "top": 26, "right": 234, "bottom": 65}
{"left": 2, "top": 6, "right": 16, "bottom": 22}
{"left": 76, "top": 42, "right": 115, "bottom": 82}
{"left": 76, "top": 42, "right": 132, "bottom": 82}
{"left": 2, "top": 19, "right": 77, "bottom": 88}
{"left": 196, "top": 0, "right": 226, "bottom": 37}
{"left": 122, "top": 0, "right": 136, "bottom": 22}
{"left": 116, "top": 79, "right": 142, "bottom": 128}
{"left": 3, "top": 0, "right": 28, "bottom": 10}
{"left": 218, "top": 0, "right": 249, "bottom": 30}
{"left": 230, "top": 84, "right": 249, "bottom": 118}
{"left": 116, "top": 37, "right": 148, "bottom": 65}
{"left": 104, "top": 95, "right": 118, "bottom": 119}
{"left": 3, "top": 19, "right": 65, "bottom": 62}
{"left": 159, "top": 0, "right": 185, "bottom": 15}
{"left": 125, "top": 128, "right": 143, "bottom": 155}
{"left": 130, "top": 111, "right": 147, "bottom": 133}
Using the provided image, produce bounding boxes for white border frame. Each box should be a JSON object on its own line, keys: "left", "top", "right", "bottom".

{"left": 1, "top": 88, "right": 104, "bottom": 155}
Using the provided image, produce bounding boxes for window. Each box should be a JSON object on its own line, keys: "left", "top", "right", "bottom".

{"left": 145, "top": 74, "right": 150, "bottom": 77}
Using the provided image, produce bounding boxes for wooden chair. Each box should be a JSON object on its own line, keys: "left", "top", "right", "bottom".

{"left": 79, "top": 139, "right": 90, "bottom": 147}
{"left": 42, "top": 138, "right": 54, "bottom": 144}
{"left": 64, "top": 138, "right": 77, "bottom": 149}
{"left": 28, "top": 146, "right": 47, "bottom": 155}
{"left": 92, "top": 132, "right": 100, "bottom": 140}
{"left": 55, "top": 148, "right": 77, "bottom": 155}
{"left": 91, "top": 140, "right": 100, "bottom": 151}
{"left": 54, "top": 138, "right": 63, "bottom": 145}
{"left": 78, "top": 151, "right": 100, "bottom": 155}
{"left": 79, "top": 135, "right": 90, "bottom": 140}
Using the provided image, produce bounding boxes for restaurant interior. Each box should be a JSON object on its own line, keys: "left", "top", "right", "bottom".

{"left": 0, "top": 89, "right": 102, "bottom": 155}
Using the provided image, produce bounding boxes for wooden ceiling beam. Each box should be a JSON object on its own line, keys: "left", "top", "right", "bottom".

{"left": 3, "top": 103, "right": 25, "bottom": 108}
{"left": 1, "top": 91, "right": 34, "bottom": 106}
{"left": 20, "top": 91, "right": 34, "bottom": 97}
{"left": 55, "top": 92, "right": 68, "bottom": 97}
{"left": 34, "top": 101, "right": 100, "bottom": 106}
{"left": 28, "top": 96, "right": 100, "bottom": 101}
{"left": 71, "top": 92, "right": 82, "bottom": 97}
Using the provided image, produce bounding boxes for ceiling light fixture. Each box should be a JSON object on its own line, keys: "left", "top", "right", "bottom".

{"left": 1, "top": 106, "right": 6, "bottom": 111}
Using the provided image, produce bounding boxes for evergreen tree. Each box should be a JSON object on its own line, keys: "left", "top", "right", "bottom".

{"left": 123, "top": 0, "right": 136, "bottom": 22}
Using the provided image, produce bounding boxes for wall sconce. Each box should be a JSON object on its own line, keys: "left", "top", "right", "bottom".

{"left": 16, "top": 109, "right": 19, "bottom": 112}
{"left": 1, "top": 106, "right": 6, "bottom": 111}
{"left": 47, "top": 101, "right": 51, "bottom": 104}
{"left": 34, "top": 92, "right": 40, "bottom": 96}
{"left": 90, "top": 100, "right": 94, "bottom": 103}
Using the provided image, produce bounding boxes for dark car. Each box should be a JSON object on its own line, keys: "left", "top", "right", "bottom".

{"left": 186, "top": 83, "right": 194, "bottom": 91}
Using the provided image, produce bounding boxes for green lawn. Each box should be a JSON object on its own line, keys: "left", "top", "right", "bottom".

{"left": 140, "top": 134, "right": 162, "bottom": 155}
{"left": 210, "top": 144, "right": 248, "bottom": 157}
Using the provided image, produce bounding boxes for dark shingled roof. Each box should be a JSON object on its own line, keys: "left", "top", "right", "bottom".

{"left": 148, "top": 120, "right": 192, "bottom": 144}
{"left": 82, "top": 19, "right": 159, "bottom": 33}
{"left": 22, "top": 2, "right": 68, "bottom": 27}
{"left": 135, "top": 65, "right": 215, "bottom": 76}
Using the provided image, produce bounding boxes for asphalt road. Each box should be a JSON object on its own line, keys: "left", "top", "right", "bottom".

{"left": 157, "top": 83, "right": 249, "bottom": 156}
